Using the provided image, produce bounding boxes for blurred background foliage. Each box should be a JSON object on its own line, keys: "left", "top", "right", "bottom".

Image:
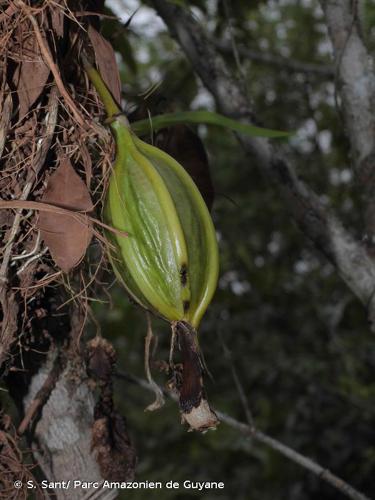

{"left": 92, "top": 0, "right": 375, "bottom": 498}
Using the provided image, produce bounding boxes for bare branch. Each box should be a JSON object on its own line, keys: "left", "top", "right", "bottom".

{"left": 213, "top": 40, "right": 334, "bottom": 77}
{"left": 115, "top": 371, "right": 371, "bottom": 500}
{"left": 151, "top": 0, "right": 375, "bottom": 325}
{"left": 218, "top": 414, "right": 371, "bottom": 500}
{"left": 218, "top": 328, "right": 254, "bottom": 428}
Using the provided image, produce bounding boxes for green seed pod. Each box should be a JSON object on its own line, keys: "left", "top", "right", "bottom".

{"left": 85, "top": 58, "right": 219, "bottom": 430}
{"left": 105, "top": 117, "right": 218, "bottom": 329}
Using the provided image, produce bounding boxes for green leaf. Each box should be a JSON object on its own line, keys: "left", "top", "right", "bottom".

{"left": 130, "top": 111, "right": 292, "bottom": 138}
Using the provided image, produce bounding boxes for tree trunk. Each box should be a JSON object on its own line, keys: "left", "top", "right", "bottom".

{"left": 0, "top": 2, "right": 135, "bottom": 497}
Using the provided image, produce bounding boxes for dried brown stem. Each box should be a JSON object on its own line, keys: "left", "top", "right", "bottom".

{"left": 172, "top": 321, "right": 219, "bottom": 432}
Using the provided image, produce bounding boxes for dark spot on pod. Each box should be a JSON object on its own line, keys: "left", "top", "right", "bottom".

{"left": 180, "top": 263, "right": 188, "bottom": 286}
{"left": 183, "top": 300, "right": 190, "bottom": 313}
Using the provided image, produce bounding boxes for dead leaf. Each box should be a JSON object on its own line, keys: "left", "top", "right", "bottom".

{"left": 79, "top": 141, "right": 93, "bottom": 187}
{"left": 13, "top": 24, "right": 50, "bottom": 120}
{"left": 0, "top": 209, "right": 12, "bottom": 228}
{"left": 88, "top": 25, "right": 121, "bottom": 106}
{"left": 50, "top": 7, "right": 64, "bottom": 38}
{"left": 37, "top": 157, "right": 94, "bottom": 273}
{"left": 0, "top": 88, "right": 12, "bottom": 158}
{"left": 0, "top": 4, "right": 17, "bottom": 23}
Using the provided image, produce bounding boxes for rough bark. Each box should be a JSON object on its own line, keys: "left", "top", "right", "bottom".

{"left": 321, "top": 0, "right": 375, "bottom": 242}
{"left": 0, "top": 1, "right": 135, "bottom": 495}
{"left": 23, "top": 352, "right": 110, "bottom": 500}
{"left": 321, "top": 0, "right": 375, "bottom": 166}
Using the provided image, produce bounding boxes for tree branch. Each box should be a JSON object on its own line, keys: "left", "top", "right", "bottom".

{"left": 321, "top": 0, "right": 375, "bottom": 165}
{"left": 115, "top": 371, "right": 371, "bottom": 500}
{"left": 151, "top": 0, "right": 375, "bottom": 326}
{"left": 213, "top": 40, "right": 334, "bottom": 77}
{"left": 219, "top": 415, "right": 371, "bottom": 500}
{"left": 320, "top": 0, "right": 375, "bottom": 241}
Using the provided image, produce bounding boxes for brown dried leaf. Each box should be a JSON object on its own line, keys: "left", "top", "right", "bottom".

{"left": 88, "top": 25, "right": 121, "bottom": 105}
{"left": 0, "top": 4, "right": 17, "bottom": 23}
{"left": 13, "top": 26, "right": 50, "bottom": 120}
{"left": 0, "top": 88, "right": 12, "bottom": 158}
{"left": 50, "top": 7, "right": 65, "bottom": 38}
{"left": 38, "top": 157, "right": 94, "bottom": 273}
{"left": 80, "top": 141, "right": 93, "bottom": 187}
{"left": 0, "top": 209, "right": 12, "bottom": 228}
